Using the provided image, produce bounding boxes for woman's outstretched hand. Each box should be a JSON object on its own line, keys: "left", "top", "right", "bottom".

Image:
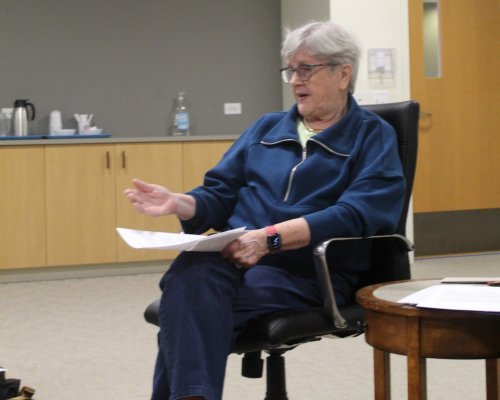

{"left": 124, "top": 179, "right": 178, "bottom": 217}
{"left": 124, "top": 178, "right": 197, "bottom": 220}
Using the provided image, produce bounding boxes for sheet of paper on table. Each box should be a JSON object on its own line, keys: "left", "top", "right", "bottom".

{"left": 116, "top": 227, "right": 246, "bottom": 252}
{"left": 398, "top": 282, "right": 500, "bottom": 313}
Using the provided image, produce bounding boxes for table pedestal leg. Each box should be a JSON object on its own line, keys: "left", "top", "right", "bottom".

{"left": 486, "top": 359, "right": 499, "bottom": 400}
{"left": 374, "top": 349, "right": 391, "bottom": 400}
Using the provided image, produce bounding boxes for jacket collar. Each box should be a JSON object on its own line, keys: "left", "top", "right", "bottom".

{"left": 261, "top": 94, "right": 363, "bottom": 155}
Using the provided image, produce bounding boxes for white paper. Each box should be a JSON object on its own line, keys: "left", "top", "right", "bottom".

{"left": 398, "top": 284, "right": 500, "bottom": 313}
{"left": 441, "top": 277, "right": 500, "bottom": 284}
{"left": 397, "top": 285, "right": 440, "bottom": 305}
{"left": 116, "top": 227, "right": 246, "bottom": 252}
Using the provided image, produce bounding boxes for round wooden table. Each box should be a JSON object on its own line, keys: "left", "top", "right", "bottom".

{"left": 356, "top": 280, "right": 500, "bottom": 400}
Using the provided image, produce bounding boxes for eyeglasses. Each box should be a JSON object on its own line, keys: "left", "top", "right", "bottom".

{"left": 280, "top": 63, "right": 338, "bottom": 84}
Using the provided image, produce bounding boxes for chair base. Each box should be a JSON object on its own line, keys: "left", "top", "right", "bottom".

{"left": 265, "top": 351, "right": 289, "bottom": 400}
{"left": 242, "top": 350, "right": 290, "bottom": 400}
{"left": 242, "top": 351, "right": 264, "bottom": 378}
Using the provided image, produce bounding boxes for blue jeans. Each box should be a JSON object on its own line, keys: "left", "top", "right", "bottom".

{"left": 151, "top": 252, "right": 326, "bottom": 400}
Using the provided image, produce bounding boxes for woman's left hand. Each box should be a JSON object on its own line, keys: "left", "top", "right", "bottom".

{"left": 221, "top": 229, "right": 268, "bottom": 269}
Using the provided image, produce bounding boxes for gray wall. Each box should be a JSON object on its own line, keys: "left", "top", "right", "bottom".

{"left": 280, "top": 0, "right": 330, "bottom": 109}
{"left": 0, "top": 0, "right": 282, "bottom": 136}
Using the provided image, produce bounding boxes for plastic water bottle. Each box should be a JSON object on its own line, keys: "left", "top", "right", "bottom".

{"left": 171, "top": 92, "right": 190, "bottom": 136}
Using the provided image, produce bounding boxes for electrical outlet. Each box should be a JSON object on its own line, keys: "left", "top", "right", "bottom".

{"left": 224, "top": 103, "right": 242, "bottom": 115}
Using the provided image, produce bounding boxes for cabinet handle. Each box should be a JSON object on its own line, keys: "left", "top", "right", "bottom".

{"left": 106, "top": 151, "right": 110, "bottom": 169}
{"left": 121, "top": 151, "right": 126, "bottom": 169}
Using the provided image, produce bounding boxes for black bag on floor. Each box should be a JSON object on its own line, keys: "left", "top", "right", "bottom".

{"left": 0, "top": 369, "right": 35, "bottom": 400}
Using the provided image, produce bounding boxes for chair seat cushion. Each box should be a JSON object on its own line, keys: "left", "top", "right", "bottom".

{"left": 232, "top": 304, "right": 364, "bottom": 353}
{"left": 145, "top": 299, "right": 364, "bottom": 354}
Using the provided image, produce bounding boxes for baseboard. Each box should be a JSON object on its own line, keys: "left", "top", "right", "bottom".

{"left": 0, "top": 260, "right": 171, "bottom": 283}
{"left": 414, "top": 208, "right": 500, "bottom": 256}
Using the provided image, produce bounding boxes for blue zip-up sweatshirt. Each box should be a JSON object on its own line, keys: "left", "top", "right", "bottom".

{"left": 182, "top": 96, "right": 405, "bottom": 298}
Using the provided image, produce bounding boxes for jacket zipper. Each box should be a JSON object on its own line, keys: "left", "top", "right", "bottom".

{"left": 283, "top": 145, "right": 307, "bottom": 202}
{"left": 261, "top": 138, "right": 349, "bottom": 202}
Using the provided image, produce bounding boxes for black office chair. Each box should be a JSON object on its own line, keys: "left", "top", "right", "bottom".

{"left": 145, "top": 100, "right": 420, "bottom": 399}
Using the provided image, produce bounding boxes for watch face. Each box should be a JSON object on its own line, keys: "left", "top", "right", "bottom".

{"left": 267, "top": 234, "right": 282, "bottom": 250}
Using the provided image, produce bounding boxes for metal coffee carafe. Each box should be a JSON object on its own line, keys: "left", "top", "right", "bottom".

{"left": 12, "top": 99, "right": 36, "bottom": 136}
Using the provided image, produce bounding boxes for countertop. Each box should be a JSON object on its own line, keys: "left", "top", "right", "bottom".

{"left": 0, "top": 134, "right": 239, "bottom": 146}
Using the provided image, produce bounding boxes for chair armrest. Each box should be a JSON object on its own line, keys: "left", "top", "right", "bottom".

{"left": 313, "top": 234, "right": 414, "bottom": 328}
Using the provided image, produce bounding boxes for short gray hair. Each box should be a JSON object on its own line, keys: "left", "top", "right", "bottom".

{"left": 281, "top": 21, "right": 361, "bottom": 92}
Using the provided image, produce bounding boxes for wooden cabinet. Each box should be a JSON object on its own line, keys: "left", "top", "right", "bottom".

{"left": 45, "top": 142, "right": 184, "bottom": 266}
{"left": 0, "top": 139, "right": 234, "bottom": 270}
{"left": 115, "top": 143, "right": 183, "bottom": 262}
{"left": 0, "top": 146, "right": 46, "bottom": 269}
{"left": 182, "top": 141, "right": 233, "bottom": 191}
{"left": 45, "top": 144, "right": 117, "bottom": 266}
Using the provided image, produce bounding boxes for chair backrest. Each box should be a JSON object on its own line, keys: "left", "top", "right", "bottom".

{"left": 363, "top": 101, "right": 420, "bottom": 236}
{"left": 358, "top": 101, "right": 419, "bottom": 287}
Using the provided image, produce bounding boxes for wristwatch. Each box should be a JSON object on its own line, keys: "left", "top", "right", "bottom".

{"left": 266, "top": 225, "right": 282, "bottom": 252}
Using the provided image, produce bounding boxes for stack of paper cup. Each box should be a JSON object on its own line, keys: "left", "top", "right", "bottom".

{"left": 0, "top": 108, "right": 13, "bottom": 136}
{"left": 49, "top": 110, "right": 62, "bottom": 135}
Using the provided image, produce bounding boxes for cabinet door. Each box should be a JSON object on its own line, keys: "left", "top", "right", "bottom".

{"left": 45, "top": 144, "right": 117, "bottom": 266}
{"left": 115, "top": 143, "right": 183, "bottom": 262}
{"left": 182, "top": 141, "right": 233, "bottom": 191}
{"left": 0, "top": 146, "right": 46, "bottom": 269}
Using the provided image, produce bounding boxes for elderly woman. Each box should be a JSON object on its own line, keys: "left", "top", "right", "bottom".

{"left": 126, "top": 20, "right": 405, "bottom": 400}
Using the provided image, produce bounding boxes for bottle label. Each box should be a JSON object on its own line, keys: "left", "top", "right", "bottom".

{"left": 175, "top": 112, "right": 189, "bottom": 130}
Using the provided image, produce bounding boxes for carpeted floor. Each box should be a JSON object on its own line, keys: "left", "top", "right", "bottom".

{"left": 0, "top": 253, "right": 498, "bottom": 399}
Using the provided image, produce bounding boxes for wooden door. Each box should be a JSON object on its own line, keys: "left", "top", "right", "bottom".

{"left": 45, "top": 144, "right": 117, "bottom": 266}
{"left": 409, "top": 0, "right": 500, "bottom": 213}
{"left": 115, "top": 142, "right": 183, "bottom": 262}
{"left": 0, "top": 146, "right": 46, "bottom": 268}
